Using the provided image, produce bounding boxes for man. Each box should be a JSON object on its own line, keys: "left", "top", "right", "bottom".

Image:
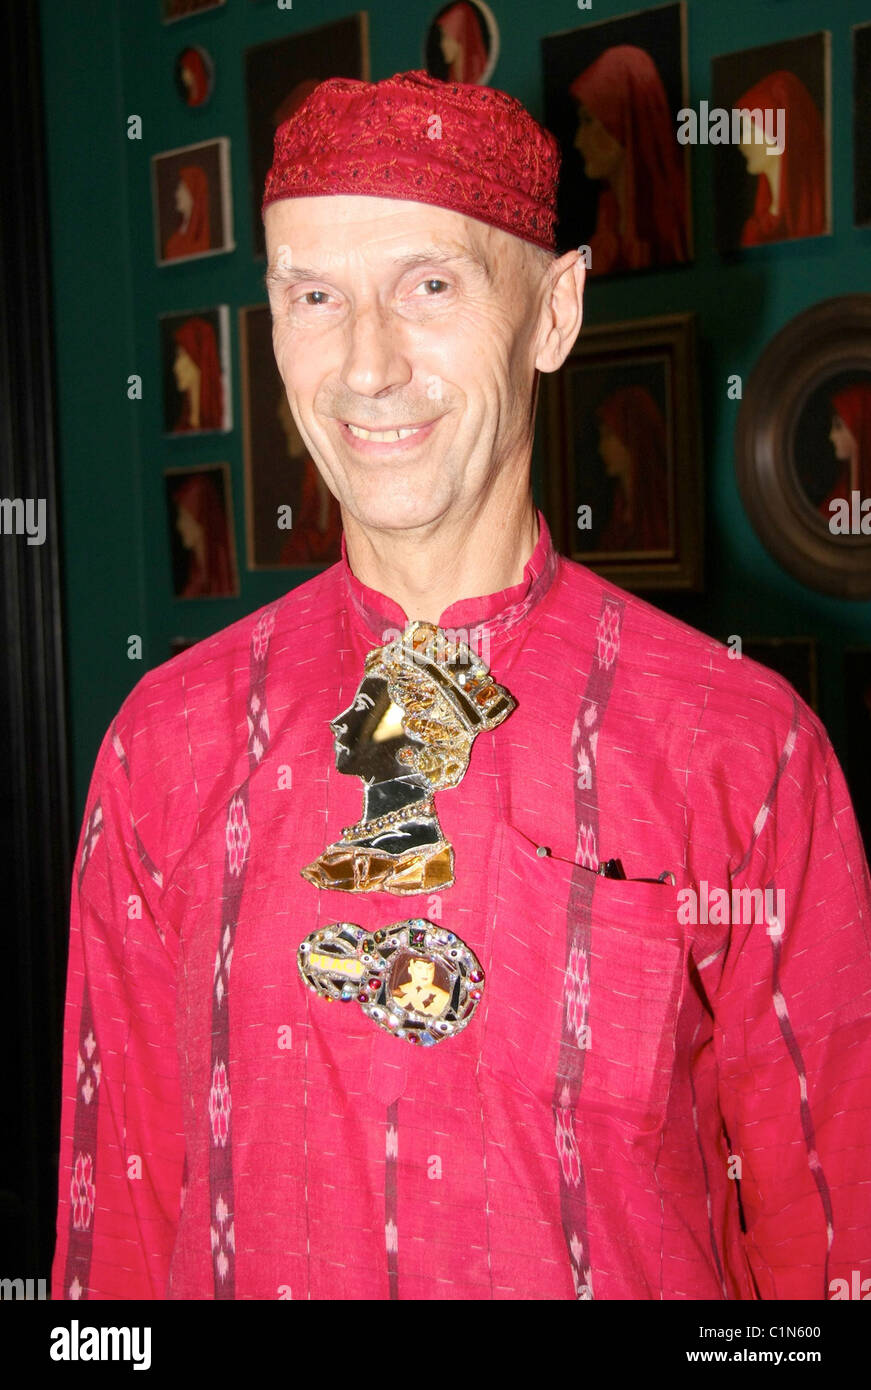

{"left": 52, "top": 69, "right": 870, "bottom": 1301}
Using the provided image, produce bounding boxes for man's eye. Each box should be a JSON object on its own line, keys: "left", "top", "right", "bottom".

{"left": 418, "top": 278, "right": 449, "bottom": 295}
{"left": 300, "top": 290, "right": 330, "bottom": 306}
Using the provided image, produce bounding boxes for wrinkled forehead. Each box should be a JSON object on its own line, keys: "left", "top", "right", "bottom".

{"left": 263, "top": 193, "right": 523, "bottom": 282}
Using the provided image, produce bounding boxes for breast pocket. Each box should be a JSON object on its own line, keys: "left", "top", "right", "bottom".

{"left": 480, "top": 823, "right": 688, "bottom": 1133}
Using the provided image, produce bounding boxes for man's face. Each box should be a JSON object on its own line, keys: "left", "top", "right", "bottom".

{"left": 264, "top": 195, "right": 554, "bottom": 533}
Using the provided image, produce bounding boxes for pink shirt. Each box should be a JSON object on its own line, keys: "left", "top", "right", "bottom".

{"left": 52, "top": 511, "right": 871, "bottom": 1300}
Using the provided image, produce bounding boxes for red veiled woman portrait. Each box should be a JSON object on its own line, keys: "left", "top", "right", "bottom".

{"left": 570, "top": 44, "right": 689, "bottom": 276}
{"left": 172, "top": 317, "right": 224, "bottom": 433}
{"left": 819, "top": 383, "right": 871, "bottom": 516}
{"left": 175, "top": 47, "right": 213, "bottom": 109}
{"left": 164, "top": 164, "right": 211, "bottom": 260}
{"left": 595, "top": 386, "right": 671, "bottom": 553}
{"left": 429, "top": 2, "right": 491, "bottom": 86}
{"left": 736, "top": 70, "right": 826, "bottom": 246}
{"left": 171, "top": 472, "right": 234, "bottom": 599}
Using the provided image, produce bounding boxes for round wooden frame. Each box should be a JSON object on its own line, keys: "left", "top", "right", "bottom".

{"left": 735, "top": 294, "right": 871, "bottom": 599}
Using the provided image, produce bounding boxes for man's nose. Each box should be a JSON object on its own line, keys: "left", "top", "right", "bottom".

{"left": 340, "top": 298, "right": 412, "bottom": 399}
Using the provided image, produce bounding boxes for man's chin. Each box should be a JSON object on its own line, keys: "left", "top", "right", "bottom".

{"left": 342, "top": 493, "right": 451, "bottom": 535}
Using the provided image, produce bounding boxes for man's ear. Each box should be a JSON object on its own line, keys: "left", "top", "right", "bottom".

{"left": 535, "top": 250, "right": 586, "bottom": 374}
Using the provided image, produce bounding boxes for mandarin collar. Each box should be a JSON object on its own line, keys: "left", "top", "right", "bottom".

{"left": 342, "top": 508, "right": 559, "bottom": 644}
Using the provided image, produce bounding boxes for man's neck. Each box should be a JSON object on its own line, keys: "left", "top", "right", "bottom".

{"left": 342, "top": 491, "right": 539, "bottom": 624}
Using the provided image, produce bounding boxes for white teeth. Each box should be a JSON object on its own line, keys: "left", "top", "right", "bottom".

{"left": 346, "top": 423, "right": 422, "bottom": 442}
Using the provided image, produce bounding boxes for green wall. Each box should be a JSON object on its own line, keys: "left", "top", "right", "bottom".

{"left": 38, "top": 0, "right": 871, "bottom": 819}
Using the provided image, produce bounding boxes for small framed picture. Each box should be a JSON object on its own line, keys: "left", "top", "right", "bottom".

{"left": 152, "top": 138, "right": 234, "bottom": 266}
{"left": 245, "top": 13, "right": 369, "bottom": 259}
{"left": 162, "top": 0, "right": 225, "bottom": 23}
{"left": 240, "top": 305, "right": 342, "bottom": 569}
{"left": 423, "top": 2, "right": 499, "bottom": 86}
{"left": 164, "top": 463, "right": 239, "bottom": 599}
{"left": 854, "top": 23, "right": 871, "bottom": 227}
{"left": 712, "top": 31, "right": 830, "bottom": 253}
{"left": 740, "top": 637, "right": 819, "bottom": 712}
{"left": 174, "top": 45, "right": 214, "bottom": 108}
{"left": 541, "top": 1, "right": 691, "bottom": 273}
{"left": 735, "top": 294, "right": 871, "bottom": 599}
{"left": 542, "top": 312, "right": 702, "bottom": 592}
{"left": 158, "top": 306, "right": 231, "bottom": 435}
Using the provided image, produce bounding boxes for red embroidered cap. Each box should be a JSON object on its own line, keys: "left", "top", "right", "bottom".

{"left": 261, "top": 69, "right": 560, "bottom": 252}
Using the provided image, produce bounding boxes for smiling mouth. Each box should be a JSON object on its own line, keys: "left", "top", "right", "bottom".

{"left": 342, "top": 420, "right": 434, "bottom": 443}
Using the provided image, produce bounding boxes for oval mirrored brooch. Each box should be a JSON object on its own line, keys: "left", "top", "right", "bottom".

{"left": 298, "top": 918, "right": 484, "bottom": 1045}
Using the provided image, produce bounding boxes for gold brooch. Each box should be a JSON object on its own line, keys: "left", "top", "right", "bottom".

{"left": 301, "top": 622, "right": 515, "bottom": 894}
{"left": 298, "top": 918, "right": 484, "bottom": 1044}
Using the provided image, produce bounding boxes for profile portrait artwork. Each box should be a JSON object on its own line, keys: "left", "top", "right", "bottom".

{"left": 159, "top": 306, "right": 231, "bottom": 435}
{"left": 791, "top": 376, "right": 871, "bottom": 522}
{"left": 591, "top": 384, "right": 671, "bottom": 553}
{"left": 301, "top": 622, "right": 516, "bottom": 895}
{"left": 297, "top": 919, "right": 485, "bottom": 1045}
{"left": 163, "top": 463, "right": 239, "bottom": 599}
{"left": 542, "top": 1, "right": 691, "bottom": 277}
{"left": 174, "top": 45, "right": 214, "bottom": 108}
{"left": 240, "top": 304, "right": 342, "bottom": 568}
{"left": 244, "top": 13, "right": 368, "bottom": 258}
{"left": 152, "top": 138, "right": 234, "bottom": 265}
{"left": 735, "top": 294, "right": 871, "bottom": 599}
{"left": 423, "top": 0, "right": 499, "bottom": 86}
{"left": 543, "top": 313, "right": 702, "bottom": 592}
{"left": 712, "top": 31, "right": 830, "bottom": 254}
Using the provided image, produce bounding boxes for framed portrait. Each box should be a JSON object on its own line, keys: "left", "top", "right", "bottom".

{"left": 164, "top": 463, "right": 239, "bottom": 600}
{"left": 245, "top": 13, "right": 369, "bottom": 259}
{"left": 162, "top": 0, "right": 225, "bottom": 21}
{"left": 423, "top": 1, "right": 499, "bottom": 86}
{"left": 158, "top": 306, "right": 231, "bottom": 436}
{"left": 174, "top": 45, "right": 214, "bottom": 108}
{"left": 712, "top": 31, "right": 831, "bottom": 254}
{"left": 541, "top": 1, "right": 692, "bottom": 274}
{"left": 740, "top": 637, "right": 818, "bottom": 712}
{"left": 240, "top": 305, "right": 342, "bottom": 570}
{"left": 735, "top": 294, "right": 871, "bottom": 599}
{"left": 845, "top": 647, "right": 871, "bottom": 856}
{"left": 152, "top": 138, "right": 233, "bottom": 266}
{"left": 388, "top": 950, "right": 454, "bottom": 1018}
{"left": 542, "top": 312, "right": 702, "bottom": 592}
{"left": 854, "top": 23, "right": 871, "bottom": 227}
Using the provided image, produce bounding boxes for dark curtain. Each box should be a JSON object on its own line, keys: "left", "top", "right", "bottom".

{"left": 0, "top": 0, "right": 73, "bottom": 1285}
